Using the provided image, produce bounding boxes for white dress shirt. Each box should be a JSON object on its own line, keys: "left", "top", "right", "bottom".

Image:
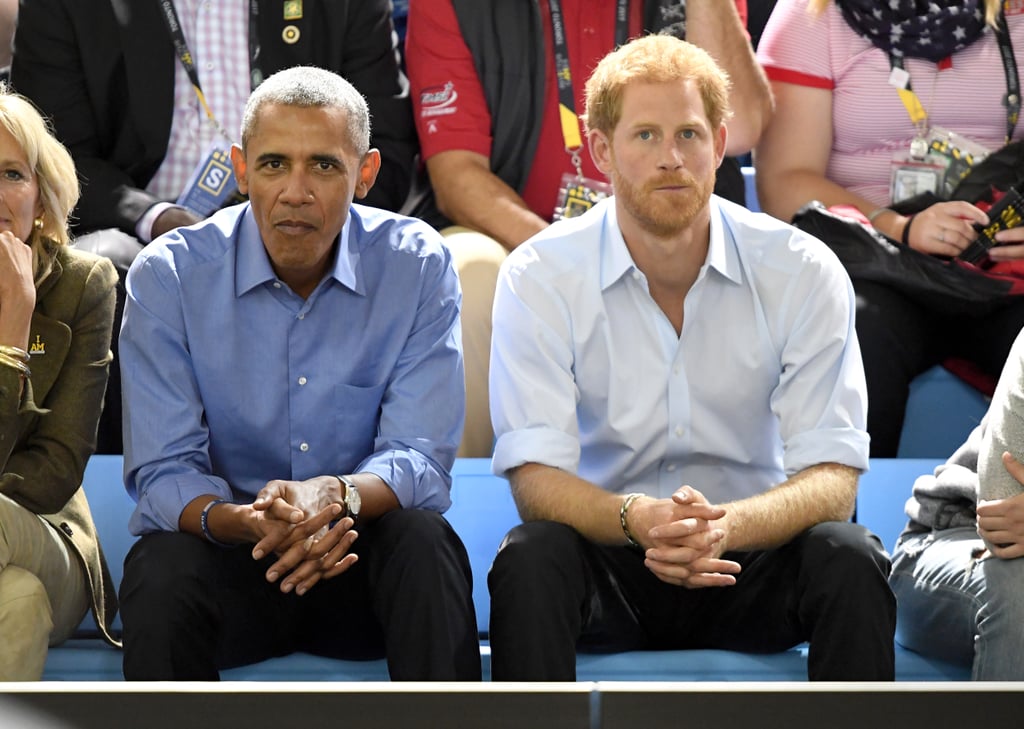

{"left": 490, "top": 195, "right": 870, "bottom": 504}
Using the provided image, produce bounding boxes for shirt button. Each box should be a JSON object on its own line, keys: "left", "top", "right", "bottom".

{"left": 297, "top": 313, "right": 305, "bottom": 320}
{"left": 299, "top": 442, "right": 309, "bottom": 452}
{"left": 666, "top": 464, "right": 676, "bottom": 472}
{"left": 205, "top": 62, "right": 215, "bottom": 71}
{"left": 273, "top": 282, "right": 282, "bottom": 289}
{"left": 298, "top": 376, "right": 307, "bottom": 386}
{"left": 674, "top": 425, "right": 684, "bottom": 437}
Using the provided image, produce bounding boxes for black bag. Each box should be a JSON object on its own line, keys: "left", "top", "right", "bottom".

{"left": 790, "top": 140, "right": 1024, "bottom": 317}
{"left": 791, "top": 201, "right": 1020, "bottom": 317}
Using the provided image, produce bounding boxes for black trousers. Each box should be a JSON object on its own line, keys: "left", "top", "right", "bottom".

{"left": 120, "top": 509, "right": 482, "bottom": 681}
{"left": 488, "top": 520, "right": 895, "bottom": 681}
{"left": 854, "top": 278, "right": 1024, "bottom": 457}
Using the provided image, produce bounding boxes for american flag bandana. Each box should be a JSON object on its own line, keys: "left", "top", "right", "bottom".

{"left": 835, "top": 0, "right": 989, "bottom": 61}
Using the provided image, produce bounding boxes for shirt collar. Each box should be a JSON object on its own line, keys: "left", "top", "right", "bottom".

{"left": 235, "top": 206, "right": 358, "bottom": 297}
{"left": 706, "top": 196, "right": 743, "bottom": 286}
{"left": 599, "top": 195, "right": 744, "bottom": 290}
{"left": 599, "top": 202, "right": 636, "bottom": 291}
{"left": 330, "top": 214, "right": 361, "bottom": 295}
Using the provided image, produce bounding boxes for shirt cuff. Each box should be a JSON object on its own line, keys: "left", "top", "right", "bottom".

{"left": 136, "top": 202, "right": 178, "bottom": 243}
{"left": 784, "top": 427, "right": 871, "bottom": 476}
{"left": 492, "top": 427, "right": 580, "bottom": 478}
{"left": 358, "top": 450, "right": 453, "bottom": 513}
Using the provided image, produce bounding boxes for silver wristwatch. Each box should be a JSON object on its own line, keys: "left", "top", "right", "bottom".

{"left": 336, "top": 475, "right": 361, "bottom": 520}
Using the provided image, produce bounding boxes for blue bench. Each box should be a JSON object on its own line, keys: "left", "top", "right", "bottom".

{"left": 43, "top": 456, "right": 969, "bottom": 681}
{"left": 897, "top": 367, "right": 989, "bottom": 458}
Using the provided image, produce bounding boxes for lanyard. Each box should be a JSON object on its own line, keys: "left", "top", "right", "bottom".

{"left": 157, "top": 0, "right": 263, "bottom": 143}
{"left": 889, "top": 10, "right": 1020, "bottom": 144}
{"left": 548, "top": 0, "right": 634, "bottom": 173}
{"left": 997, "top": 10, "right": 1021, "bottom": 143}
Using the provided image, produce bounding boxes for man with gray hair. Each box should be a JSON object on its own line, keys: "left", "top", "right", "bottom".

{"left": 118, "top": 66, "right": 479, "bottom": 681}
{"left": 12, "top": 0, "right": 416, "bottom": 457}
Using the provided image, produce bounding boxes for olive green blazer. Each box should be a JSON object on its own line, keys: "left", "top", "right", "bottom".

{"left": 0, "top": 245, "right": 119, "bottom": 647}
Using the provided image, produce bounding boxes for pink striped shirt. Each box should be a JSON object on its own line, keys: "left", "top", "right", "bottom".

{"left": 757, "top": 0, "right": 1024, "bottom": 207}
{"left": 147, "top": 0, "right": 250, "bottom": 202}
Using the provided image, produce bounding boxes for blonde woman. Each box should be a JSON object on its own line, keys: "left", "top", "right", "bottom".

{"left": 0, "top": 86, "right": 118, "bottom": 679}
{"left": 756, "top": 0, "right": 1024, "bottom": 457}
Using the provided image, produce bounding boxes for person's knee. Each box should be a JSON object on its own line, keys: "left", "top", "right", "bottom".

{"left": 488, "top": 522, "right": 591, "bottom": 643}
{"left": 796, "top": 523, "right": 897, "bottom": 637}
{"left": 442, "top": 226, "right": 507, "bottom": 266}
{"left": 455, "top": 246, "right": 504, "bottom": 285}
{"left": 980, "top": 556, "right": 1024, "bottom": 625}
{"left": 0, "top": 566, "right": 54, "bottom": 642}
{"left": 444, "top": 230, "right": 505, "bottom": 303}
{"left": 802, "top": 522, "right": 894, "bottom": 586}
{"left": 121, "top": 533, "right": 215, "bottom": 616}
{"left": 72, "top": 228, "right": 144, "bottom": 274}
{"left": 370, "top": 509, "right": 470, "bottom": 571}
{"left": 0, "top": 567, "right": 54, "bottom": 680}
{"left": 365, "top": 510, "right": 474, "bottom": 617}
{"left": 490, "top": 521, "right": 581, "bottom": 586}
{"left": 375, "top": 508, "right": 454, "bottom": 543}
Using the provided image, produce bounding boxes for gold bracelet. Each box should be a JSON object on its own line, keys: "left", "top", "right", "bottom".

{"left": 0, "top": 353, "right": 30, "bottom": 379}
{"left": 0, "top": 344, "right": 29, "bottom": 362}
{"left": 619, "top": 492, "right": 645, "bottom": 551}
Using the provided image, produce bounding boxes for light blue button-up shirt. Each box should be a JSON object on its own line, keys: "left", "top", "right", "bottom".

{"left": 490, "top": 196, "right": 869, "bottom": 504}
{"left": 121, "top": 203, "right": 464, "bottom": 535}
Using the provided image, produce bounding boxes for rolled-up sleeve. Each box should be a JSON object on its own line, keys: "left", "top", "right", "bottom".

{"left": 772, "top": 244, "right": 870, "bottom": 475}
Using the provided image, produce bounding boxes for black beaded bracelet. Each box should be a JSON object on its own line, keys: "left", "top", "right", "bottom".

{"left": 900, "top": 213, "right": 917, "bottom": 247}
{"left": 200, "top": 499, "right": 233, "bottom": 548}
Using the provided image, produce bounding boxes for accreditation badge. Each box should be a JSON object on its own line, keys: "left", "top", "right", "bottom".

{"left": 177, "top": 141, "right": 245, "bottom": 217}
{"left": 553, "top": 172, "right": 612, "bottom": 221}
{"left": 925, "top": 127, "right": 991, "bottom": 198}
{"left": 889, "top": 152, "right": 944, "bottom": 204}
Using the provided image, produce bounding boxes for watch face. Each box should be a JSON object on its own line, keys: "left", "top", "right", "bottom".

{"left": 345, "top": 482, "right": 361, "bottom": 517}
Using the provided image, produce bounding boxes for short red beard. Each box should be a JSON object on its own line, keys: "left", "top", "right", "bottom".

{"left": 610, "top": 166, "right": 715, "bottom": 239}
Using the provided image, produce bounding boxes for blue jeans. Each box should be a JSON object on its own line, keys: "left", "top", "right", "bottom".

{"left": 890, "top": 528, "right": 1024, "bottom": 680}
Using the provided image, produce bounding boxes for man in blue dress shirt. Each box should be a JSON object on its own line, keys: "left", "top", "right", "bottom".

{"left": 487, "top": 35, "right": 895, "bottom": 681}
{"left": 117, "top": 66, "right": 479, "bottom": 681}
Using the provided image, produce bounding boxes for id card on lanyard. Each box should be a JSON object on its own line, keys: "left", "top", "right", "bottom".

{"left": 156, "top": 0, "right": 264, "bottom": 215}
{"left": 548, "top": 0, "right": 635, "bottom": 220}
{"left": 887, "top": 10, "right": 1019, "bottom": 203}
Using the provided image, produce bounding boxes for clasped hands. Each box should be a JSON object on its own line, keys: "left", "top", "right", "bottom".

{"left": 249, "top": 475, "right": 359, "bottom": 595}
{"left": 629, "top": 485, "right": 741, "bottom": 588}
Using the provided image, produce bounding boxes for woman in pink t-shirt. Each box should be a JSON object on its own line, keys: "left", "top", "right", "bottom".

{"left": 756, "top": 0, "right": 1024, "bottom": 457}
